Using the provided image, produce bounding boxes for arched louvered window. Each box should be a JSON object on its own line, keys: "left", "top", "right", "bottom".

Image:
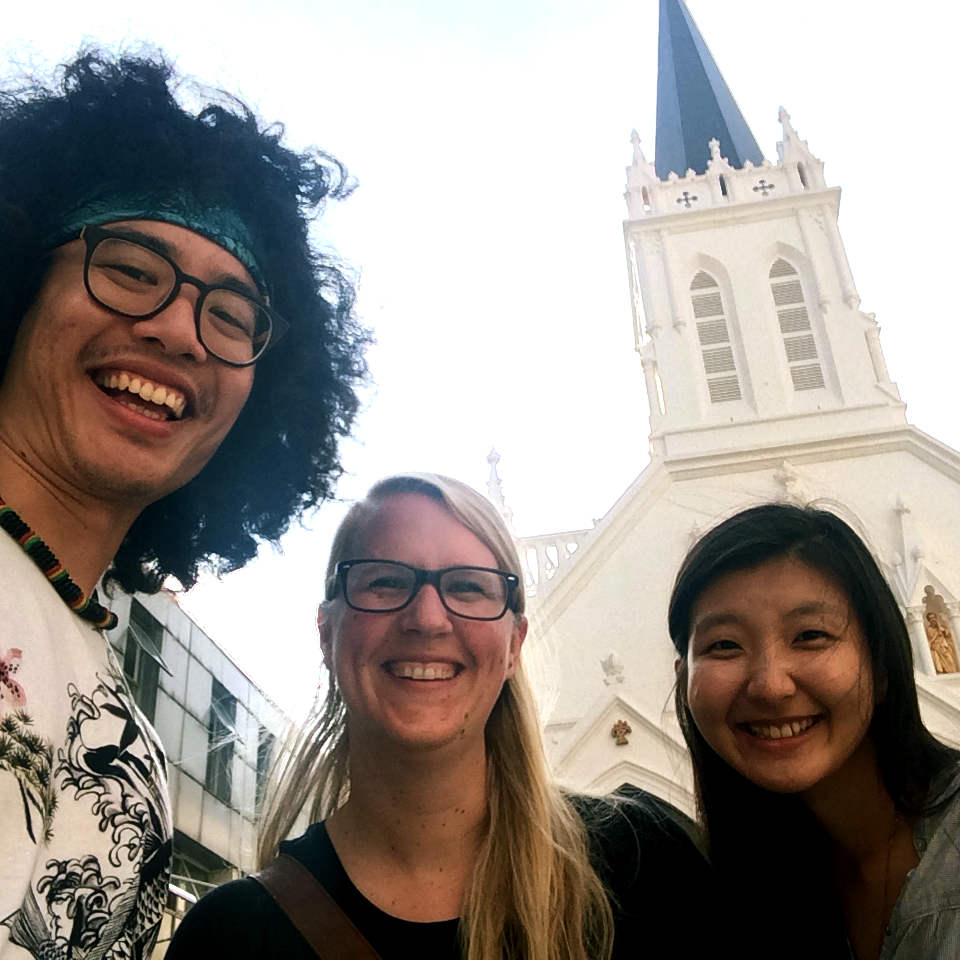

{"left": 690, "top": 271, "right": 741, "bottom": 403}
{"left": 769, "top": 259, "right": 824, "bottom": 390}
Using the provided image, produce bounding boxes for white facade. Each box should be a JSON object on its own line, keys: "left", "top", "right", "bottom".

{"left": 519, "top": 112, "right": 960, "bottom": 814}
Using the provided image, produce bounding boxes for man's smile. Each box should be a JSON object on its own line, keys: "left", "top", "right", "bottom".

{"left": 92, "top": 368, "right": 188, "bottom": 420}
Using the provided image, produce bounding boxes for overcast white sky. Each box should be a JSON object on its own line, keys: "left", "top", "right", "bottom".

{"left": 6, "top": 1, "right": 960, "bottom": 716}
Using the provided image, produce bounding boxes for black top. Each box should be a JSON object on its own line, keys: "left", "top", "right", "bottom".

{"left": 166, "top": 788, "right": 721, "bottom": 958}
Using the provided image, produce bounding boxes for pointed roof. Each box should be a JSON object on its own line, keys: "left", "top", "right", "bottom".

{"left": 655, "top": 0, "right": 764, "bottom": 179}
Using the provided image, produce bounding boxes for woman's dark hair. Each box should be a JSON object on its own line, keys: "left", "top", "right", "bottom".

{"left": 668, "top": 503, "right": 958, "bottom": 956}
{"left": 0, "top": 50, "right": 368, "bottom": 593}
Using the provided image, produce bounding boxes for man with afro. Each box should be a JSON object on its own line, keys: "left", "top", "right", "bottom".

{"left": 0, "top": 51, "right": 366, "bottom": 957}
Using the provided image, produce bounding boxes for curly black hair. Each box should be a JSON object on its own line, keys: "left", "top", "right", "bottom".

{"left": 0, "top": 50, "right": 368, "bottom": 593}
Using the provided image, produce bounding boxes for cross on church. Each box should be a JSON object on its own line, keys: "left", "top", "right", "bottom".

{"left": 752, "top": 179, "right": 775, "bottom": 197}
{"left": 676, "top": 191, "right": 698, "bottom": 208}
{"left": 611, "top": 719, "right": 632, "bottom": 746}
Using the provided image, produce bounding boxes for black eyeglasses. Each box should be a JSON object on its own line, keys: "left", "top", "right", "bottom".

{"left": 332, "top": 559, "right": 520, "bottom": 621}
{"left": 80, "top": 225, "right": 288, "bottom": 366}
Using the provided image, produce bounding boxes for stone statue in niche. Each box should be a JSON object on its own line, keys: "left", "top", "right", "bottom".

{"left": 922, "top": 585, "right": 959, "bottom": 674}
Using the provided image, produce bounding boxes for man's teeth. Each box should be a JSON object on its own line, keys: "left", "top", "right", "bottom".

{"left": 746, "top": 717, "right": 818, "bottom": 740}
{"left": 388, "top": 662, "right": 456, "bottom": 681}
{"left": 118, "top": 398, "right": 167, "bottom": 421}
{"left": 94, "top": 370, "right": 186, "bottom": 418}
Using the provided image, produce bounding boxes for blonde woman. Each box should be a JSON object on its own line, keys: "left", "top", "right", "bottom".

{"left": 169, "top": 474, "right": 717, "bottom": 959}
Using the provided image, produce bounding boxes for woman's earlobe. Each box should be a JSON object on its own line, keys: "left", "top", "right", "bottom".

{"left": 506, "top": 616, "right": 528, "bottom": 678}
{"left": 317, "top": 603, "right": 333, "bottom": 668}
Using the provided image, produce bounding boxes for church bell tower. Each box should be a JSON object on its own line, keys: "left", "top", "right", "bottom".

{"left": 626, "top": 0, "right": 905, "bottom": 460}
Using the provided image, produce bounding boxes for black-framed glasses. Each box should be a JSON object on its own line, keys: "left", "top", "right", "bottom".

{"left": 333, "top": 559, "right": 520, "bottom": 621}
{"left": 80, "top": 224, "right": 288, "bottom": 367}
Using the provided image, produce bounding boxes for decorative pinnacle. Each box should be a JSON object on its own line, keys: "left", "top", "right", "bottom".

{"left": 630, "top": 129, "right": 650, "bottom": 167}
{"left": 486, "top": 448, "right": 514, "bottom": 531}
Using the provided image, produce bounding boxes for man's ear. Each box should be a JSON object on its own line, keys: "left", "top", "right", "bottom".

{"left": 674, "top": 656, "right": 682, "bottom": 677}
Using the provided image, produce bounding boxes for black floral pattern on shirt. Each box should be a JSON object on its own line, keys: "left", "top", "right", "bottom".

{"left": 1, "top": 674, "right": 172, "bottom": 959}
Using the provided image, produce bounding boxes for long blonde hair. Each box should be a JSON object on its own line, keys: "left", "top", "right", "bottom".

{"left": 258, "top": 474, "right": 614, "bottom": 960}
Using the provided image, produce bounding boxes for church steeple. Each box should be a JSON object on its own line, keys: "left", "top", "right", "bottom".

{"left": 655, "top": 0, "right": 764, "bottom": 179}
{"left": 624, "top": 29, "right": 905, "bottom": 462}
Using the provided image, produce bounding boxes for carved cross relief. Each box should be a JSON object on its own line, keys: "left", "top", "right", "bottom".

{"left": 611, "top": 719, "right": 632, "bottom": 746}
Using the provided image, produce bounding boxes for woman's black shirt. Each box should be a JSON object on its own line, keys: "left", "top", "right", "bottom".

{"left": 166, "top": 787, "right": 721, "bottom": 958}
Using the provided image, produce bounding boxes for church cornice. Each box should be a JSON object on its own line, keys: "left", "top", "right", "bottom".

{"left": 652, "top": 397, "right": 907, "bottom": 456}
{"left": 661, "top": 424, "right": 960, "bottom": 481}
{"left": 624, "top": 185, "right": 840, "bottom": 236}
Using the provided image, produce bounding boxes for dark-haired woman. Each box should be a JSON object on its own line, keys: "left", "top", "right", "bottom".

{"left": 669, "top": 503, "right": 960, "bottom": 959}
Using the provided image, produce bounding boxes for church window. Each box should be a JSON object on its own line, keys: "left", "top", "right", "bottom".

{"left": 769, "top": 259, "right": 825, "bottom": 390}
{"left": 690, "top": 271, "right": 741, "bottom": 403}
{"left": 797, "top": 163, "right": 808, "bottom": 189}
{"left": 719, "top": 175, "right": 728, "bottom": 197}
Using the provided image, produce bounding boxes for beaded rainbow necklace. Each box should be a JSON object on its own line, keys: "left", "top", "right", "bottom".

{"left": 0, "top": 496, "right": 118, "bottom": 630}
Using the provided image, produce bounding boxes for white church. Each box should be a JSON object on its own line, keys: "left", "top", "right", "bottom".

{"left": 504, "top": 0, "right": 960, "bottom": 815}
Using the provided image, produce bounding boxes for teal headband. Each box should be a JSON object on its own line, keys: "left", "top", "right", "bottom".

{"left": 49, "top": 193, "right": 266, "bottom": 292}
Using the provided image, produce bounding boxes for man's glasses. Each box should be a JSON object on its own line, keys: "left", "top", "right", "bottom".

{"left": 332, "top": 559, "right": 520, "bottom": 621}
{"left": 80, "top": 225, "right": 287, "bottom": 366}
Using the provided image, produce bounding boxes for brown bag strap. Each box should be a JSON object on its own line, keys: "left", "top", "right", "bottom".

{"left": 252, "top": 853, "right": 383, "bottom": 960}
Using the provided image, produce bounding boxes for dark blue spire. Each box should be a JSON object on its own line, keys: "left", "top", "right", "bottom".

{"left": 655, "top": 0, "right": 764, "bottom": 179}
